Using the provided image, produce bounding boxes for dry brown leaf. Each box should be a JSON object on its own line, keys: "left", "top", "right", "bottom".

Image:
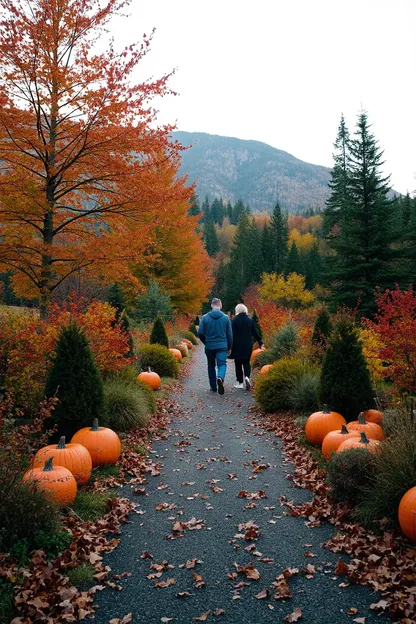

{"left": 193, "top": 612, "right": 210, "bottom": 622}
{"left": 284, "top": 607, "right": 303, "bottom": 622}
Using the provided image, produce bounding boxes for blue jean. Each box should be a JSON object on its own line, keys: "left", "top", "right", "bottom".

{"left": 205, "top": 348, "right": 227, "bottom": 390}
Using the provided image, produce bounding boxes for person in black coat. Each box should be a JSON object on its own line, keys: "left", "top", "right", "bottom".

{"left": 230, "top": 304, "right": 264, "bottom": 390}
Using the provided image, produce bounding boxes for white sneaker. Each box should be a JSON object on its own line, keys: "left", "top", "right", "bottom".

{"left": 234, "top": 382, "right": 244, "bottom": 389}
{"left": 244, "top": 376, "right": 251, "bottom": 391}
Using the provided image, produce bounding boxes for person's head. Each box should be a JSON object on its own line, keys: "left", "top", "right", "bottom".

{"left": 235, "top": 303, "right": 248, "bottom": 315}
{"left": 211, "top": 297, "right": 222, "bottom": 310}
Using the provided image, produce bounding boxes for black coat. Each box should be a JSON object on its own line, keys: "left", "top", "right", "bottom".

{"left": 230, "top": 313, "right": 262, "bottom": 360}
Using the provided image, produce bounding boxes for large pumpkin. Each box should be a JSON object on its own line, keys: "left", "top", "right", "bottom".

{"left": 138, "top": 369, "right": 161, "bottom": 391}
{"left": 321, "top": 425, "right": 360, "bottom": 460}
{"left": 33, "top": 436, "right": 92, "bottom": 484}
{"left": 169, "top": 348, "right": 182, "bottom": 361}
{"left": 363, "top": 409, "right": 384, "bottom": 426}
{"left": 337, "top": 431, "right": 381, "bottom": 454}
{"left": 181, "top": 339, "right": 193, "bottom": 349}
{"left": 260, "top": 364, "right": 273, "bottom": 375}
{"left": 305, "top": 405, "right": 346, "bottom": 445}
{"left": 23, "top": 457, "right": 77, "bottom": 505}
{"left": 71, "top": 419, "right": 121, "bottom": 467}
{"left": 177, "top": 342, "right": 189, "bottom": 357}
{"left": 398, "top": 487, "right": 416, "bottom": 542}
{"left": 347, "top": 413, "right": 384, "bottom": 441}
{"left": 250, "top": 348, "right": 264, "bottom": 363}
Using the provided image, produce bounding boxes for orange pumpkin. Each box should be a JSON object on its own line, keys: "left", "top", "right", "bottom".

{"left": 250, "top": 348, "right": 264, "bottom": 363}
{"left": 398, "top": 486, "right": 416, "bottom": 542}
{"left": 169, "top": 348, "right": 182, "bottom": 361}
{"left": 23, "top": 457, "right": 77, "bottom": 505}
{"left": 138, "top": 369, "right": 161, "bottom": 391}
{"left": 260, "top": 364, "right": 273, "bottom": 375}
{"left": 177, "top": 342, "right": 189, "bottom": 357}
{"left": 71, "top": 419, "right": 121, "bottom": 467}
{"left": 305, "top": 405, "right": 346, "bottom": 445}
{"left": 321, "top": 425, "right": 361, "bottom": 460}
{"left": 181, "top": 339, "right": 193, "bottom": 349}
{"left": 347, "top": 413, "right": 384, "bottom": 441}
{"left": 337, "top": 431, "right": 381, "bottom": 454}
{"left": 363, "top": 409, "right": 384, "bottom": 425}
{"left": 32, "top": 436, "right": 92, "bottom": 484}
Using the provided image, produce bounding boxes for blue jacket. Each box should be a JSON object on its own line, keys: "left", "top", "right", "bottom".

{"left": 198, "top": 309, "right": 233, "bottom": 351}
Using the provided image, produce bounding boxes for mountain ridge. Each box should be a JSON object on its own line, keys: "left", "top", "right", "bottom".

{"left": 172, "top": 130, "right": 332, "bottom": 213}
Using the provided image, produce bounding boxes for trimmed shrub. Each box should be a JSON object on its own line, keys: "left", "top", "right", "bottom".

{"left": 312, "top": 306, "right": 332, "bottom": 347}
{"left": 287, "top": 367, "right": 320, "bottom": 414}
{"left": 320, "top": 314, "right": 374, "bottom": 421}
{"left": 254, "top": 357, "right": 316, "bottom": 413}
{"left": 150, "top": 315, "right": 169, "bottom": 348}
{"left": 0, "top": 459, "right": 60, "bottom": 553}
{"left": 46, "top": 322, "right": 104, "bottom": 439}
{"left": 355, "top": 407, "right": 416, "bottom": 527}
{"left": 327, "top": 448, "right": 377, "bottom": 505}
{"left": 182, "top": 330, "right": 198, "bottom": 345}
{"left": 138, "top": 344, "right": 179, "bottom": 378}
{"left": 103, "top": 377, "right": 153, "bottom": 432}
{"left": 254, "top": 320, "right": 298, "bottom": 368}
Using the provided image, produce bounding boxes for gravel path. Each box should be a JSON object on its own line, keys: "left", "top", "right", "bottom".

{"left": 94, "top": 347, "right": 391, "bottom": 624}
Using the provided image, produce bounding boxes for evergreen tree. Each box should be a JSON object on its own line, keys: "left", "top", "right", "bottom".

{"left": 201, "top": 196, "right": 211, "bottom": 223}
{"left": 311, "top": 307, "right": 332, "bottom": 347}
{"left": 211, "top": 197, "right": 226, "bottom": 225}
{"left": 231, "top": 199, "right": 246, "bottom": 225}
{"left": 252, "top": 308, "right": 263, "bottom": 344}
{"left": 188, "top": 194, "right": 201, "bottom": 217}
{"left": 285, "top": 241, "right": 303, "bottom": 275}
{"left": 136, "top": 280, "right": 172, "bottom": 322}
{"left": 226, "top": 201, "right": 233, "bottom": 221}
{"left": 304, "top": 241, "right": 324, "bottom": 289}
{"left": 261, "top": 223, "right": 275, "bottom": 273}
{"left": 119, "top": 308, "right": 134, "bottom": 357}
{"left": 323, "top": 114, "right": 350, "bottom": 238}
{"left": 320, "top": 314, "right": 374, "bottom": 421}
{"left": 150, "top": 315, "right": 169, "bottom": 348}
{"left": 107, "top": 283, "right": 126, "bottom": 320}
{"left": 403, "top": 196, "right": 416, "bottom": 286}
{"left": 246, "top": 219, "right": 263, "bottom": 285}
{"left": 269, "top": 201, "right": 289, "bottom": 274}
{"left": 327, "top": 111, "right": 398, "bottom": 316}
{"left": 46, "top": 322, "right": 104, "bottom": 439}
{"left": 223, "top": 212, "right": 251, "bottom": 309}
{"left": 204, "top": 219, "right": 220, "bottom": 256}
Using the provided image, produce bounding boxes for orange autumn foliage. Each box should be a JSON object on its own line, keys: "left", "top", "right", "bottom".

{"left": 0, "top": 0, "right": 199, "bottom": 314}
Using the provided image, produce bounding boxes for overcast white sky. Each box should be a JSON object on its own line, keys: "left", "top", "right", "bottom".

{"left": 115, "top": 0, "right": 416, "bottom": 194}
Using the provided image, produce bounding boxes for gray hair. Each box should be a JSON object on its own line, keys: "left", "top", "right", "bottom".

{"left": 235, "top": 303, "right": 248, "bottom": 315}
{"left": 211, "top": 297, "right": 222, "bottom": 308}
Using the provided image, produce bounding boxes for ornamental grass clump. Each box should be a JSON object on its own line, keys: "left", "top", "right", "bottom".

{"left": 138, "top": 344, "right": 179, "bottom": 378}
{"left": 326, "top": 448, "right": 377, "bottom": 506}
{"left": 355, "top": 406, "right": 416, "bottom": 528}
{"left": 254, "top": 357, "right": 318, "bottom": 414}
{"left": 103, "top": 377, "right": 154, "bottom": 432}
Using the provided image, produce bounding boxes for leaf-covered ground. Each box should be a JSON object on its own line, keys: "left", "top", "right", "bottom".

{"left": 89, "top": 347, "right": 414, "bottom": 624}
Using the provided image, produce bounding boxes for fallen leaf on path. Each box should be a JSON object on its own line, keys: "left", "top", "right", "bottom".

{"left": 140, "top": 551, "right": 153, "bottom": 559}
{"left": 109, "top": 614, "right": 132, "bottom": 624}
{"left": 352, "top": 619, "right": 366, "bottom": 623}
{"left": 255, "top": 588, "right": 270, "bottom": 599}
{"left": 176, "top": 592, "right": 192, "bottom": 598}
{"left": 193, "top": 612, "right": 210, "bottom": 621}
{"left": 154, "top": 578, "right": 176, "bottom": 588}
{"left": 213, "top": 608, "right": 225, "bottom": 616}
{"left": 160, "top": 618, "right": 174, "bottom": 623}
{"left": 284, "top": 607, "right": 303, "bottom": 622}
{"left": 347, "top": 608, "right": 358, "bottom": 615}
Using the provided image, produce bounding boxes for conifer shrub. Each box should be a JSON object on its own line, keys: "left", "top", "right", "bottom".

{"left": 150, "top": 315, "right": 169, "bottom": 348}
{"left": 252, "top": 308, "right": 263, "bottom": 345}
{"left": 355, "top": 407, "right": 416, "bottom": 527}
{"left": 103, "top": 378, "right": 153, "bottom": 432}
{"left": 119, "top": 309, "right": 134, "bottom": 357}
{"left": 327, "top": 448, "right": 377, "bottom": 506}
{"left": 182, "top": 330, "right": 198, "bottom": 345}
{"left": 254, "top": 320, "right": 298, "bottom": 368}
{"left": 189, "top": 323, "right": 198, "bottom": 336}
{"left": 138, "top": 344, "right": 179, "bottom": 378}
{"left": 254, "top": 357, "right": 315, "bottom": 413}
{"left": 107, "top": 283, "right": 126, "bottom": 320}
{"left": 320, "top": 314, "right": 374, "bottom": 421}
{"left": 311, "top": 307, "right": 332, "bottom": 348}
{"left": 45, "top": 322, "right": 104, "bottom": 439}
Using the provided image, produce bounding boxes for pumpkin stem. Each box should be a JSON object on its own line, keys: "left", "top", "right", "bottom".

{"left": 341, "top": 425, "right": 349, "bottom": 434}
{"left": 91, "top": 418, "right": 99, "bottom": 431}
{"left": 57, "top": 436, "right": 67, "bottom": 449}
{"left": 359, "top": 432, "right": 370, "bottom": 444}
{"left": 43, "top": 457, "right": 54, "bottom": 471}
{"left": 148, "top": 367, "right": 152, "bottom": 373}
{"left": 322, "top": 404, "right": 330, "bottom": 413}
{"left": 358, "top": 412, "right": 366, "bottom": 424}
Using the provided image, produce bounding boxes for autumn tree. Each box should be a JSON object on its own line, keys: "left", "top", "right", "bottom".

{"left": 0, "top": 0, "right": 192, "bottom": 316}
{"left": 259, "top": 272, "right": 315, "bottom": 310}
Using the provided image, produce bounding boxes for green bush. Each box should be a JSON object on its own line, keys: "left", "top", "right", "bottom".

{"left": 136, "top": 280, "right": 172, "bottom": 322}
{"left": 150, "top": 315, "right": 169, "bottom": 348}
{"left": 287, "top": 367, "right": 320, "bottom": 414}
{"left": 138, "top": 344, "right": 179, "bottom": 378}
{"left": 254, "top": 357, "right": 317, "bottom": 413}
{"left": 46, "top": 322, "right": 104, "bottom": 439}
{"left": 188, "top": 323, "right": 198, "bottom": 336}
{"left": 320, "top": 314, "right": 374, "bottom": 421}
{"left": 254, "top": 321, "right": 298, "bottom": 368}
{"left": 0, "top": 578, "right": 15, "bottom": 624}
{"left": 311, "top": 306, "right": 332, "bottom": 347}
{"left": 182, "top": 330, "right": 198, "bottom": 345}
{"left": 327, "top": 448, "right": 377, "bottom": 506}
{"left": 355, "top": 407, "right": 416, "bottom": 527}
{"left": 103, "top": 377, "right": 153, "bottom": 432}
{"left": 10, "top": 529, "right": 72, "bottom": 564}
{"left": 0, "top": 459, "right": 61, "bottom": 553}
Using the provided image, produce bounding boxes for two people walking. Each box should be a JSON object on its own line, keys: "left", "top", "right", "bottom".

{"left": 198, "top": 298, "right": 263, "bottom": 395}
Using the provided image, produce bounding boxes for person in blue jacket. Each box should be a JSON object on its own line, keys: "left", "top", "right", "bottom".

{"left": 198, "top": 297, "right": 233, "bottom": 395}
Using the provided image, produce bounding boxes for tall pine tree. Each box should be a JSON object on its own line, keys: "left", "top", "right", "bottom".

{"left": 269, "top": 201, "right": 289, "bottom": 274}
{"left": 204, "top": 220, "right": 220, "bottom": 256}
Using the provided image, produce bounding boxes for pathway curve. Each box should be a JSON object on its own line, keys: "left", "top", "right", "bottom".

{"left": 95, "top": 347, "right": 391, "bottom": 624}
